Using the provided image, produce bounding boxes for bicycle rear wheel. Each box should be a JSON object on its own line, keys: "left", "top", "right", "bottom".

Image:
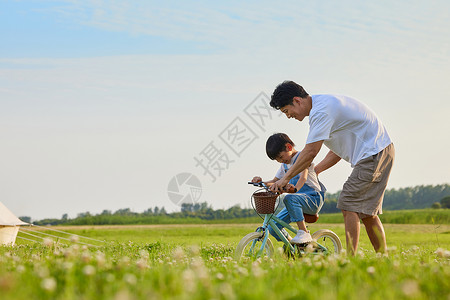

{"left": 312, "top": 229, "right": 342, "bottom": 254}
{"left": 235, "top": 231, "right": 274, "bottom": 260}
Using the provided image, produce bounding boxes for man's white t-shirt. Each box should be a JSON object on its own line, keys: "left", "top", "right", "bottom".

{"left": 275, "top": 152, "right": 322, "bottom": 192}
{"left": 306, "top": 94, "right": 392, "bottom": 167}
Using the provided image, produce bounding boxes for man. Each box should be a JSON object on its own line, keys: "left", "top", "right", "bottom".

{"left": 269, "top": 80, "right": 394, "bottom": 255}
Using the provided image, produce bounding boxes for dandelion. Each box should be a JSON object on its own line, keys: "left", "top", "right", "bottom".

{"left": 338, "top": 258, "right": 349, "bottom": 266}
{"left": 393, "top": 260, "right": 400, "bottom": 269}
{"left": 118, "top": 256, "right": 130, "bottom": 268}
{"left": 191, "top": 258, "right": 209, "bottom": 282}
{"left": 367, "top": 266, "right": 375, "bottom": 275}
{"left": 139, "top": 249, "right": 149, "bottom": 259}
{"left": 136, "top": 258, "right": 148, "bottom": 270}
{"left": 172, "top": 247, "right": 185, "bottom": 262}
{"left": 435, "top": 248, "right": 444, "bottom": 257}
{"left": 41, "top": 277, "right": 57, "bottom": 292}
{"left": 69, "top": 235, "right": 79, "bottom": 243}
{"left": 31, "top": 253, "right": 41, "bottom": 261}
{"left": 16, "top": 265, "right": 25, "bottom": 273}
{"left": 327, "top": 255, "right": 338, "bottom": 267}
{"left": 189, "top": 245, "right": 200, "bottom": 257}
{"left": 435, "top": 248, "right": 450, "bottom": 258}
{"left": 401, "top": 280, "right": 420, "bottom": 297}
{"left": 191, "top": 257, "right": 205, "bottom": 270}
{"left": 123, "top": 273, "right": 137, "bottom": 285}
{"left": 251, "top": 262, "right": 265, "bottom": 278}
{"left": 387, "top": 246, "right": 397, "bottom": 253}
{"left": 62, "top": 248, "right": 72, "bottom": 259}
{"left": 81, "top": 251, "right": 91, "bottom": 263}
{"left": 43, "top": 238, "right": 53, "bottom": 247}
{"left": 62, "top": 262, "right": 73, "bottom": 271}
{"left": 70, "top": 244, "right": 80, "bottom": 254}
{"left": 303, "top": 259, "right": 312, "bottom": 267}
{"left": 410, "top": 245, "right": 420, "bottom": 252}
{"left": 36, "top": 266, "right": 49, "bottom": 278}
{"left": 83, "top": 265, "right": 96, "bottom": 276}
{"left": 114, "top": 290, "right": 132, "bottom": 300}
{"left": 236, "top": 267, "right": 249, "bottom": 277}
{"left": 96, "top": 252, "right": 106, "bottom": 267}
{"left": 219, "top": 282, "right": 235, "bottom": 300}
{"left": 276, "top": 247, "right": 284, "bottom": 256}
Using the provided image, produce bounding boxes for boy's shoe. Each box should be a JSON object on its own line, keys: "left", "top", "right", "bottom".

{"left": 290, "top": 230, "right": 313, "bottom": 244}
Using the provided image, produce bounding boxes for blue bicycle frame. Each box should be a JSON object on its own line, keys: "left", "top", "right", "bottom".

{"left": 251, "top": 213, "right": 328, "bottom": 257}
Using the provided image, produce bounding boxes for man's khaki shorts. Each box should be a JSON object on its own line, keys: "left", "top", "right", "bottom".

{"left": 337, "top": 144, "right": 395, "bottom": 218}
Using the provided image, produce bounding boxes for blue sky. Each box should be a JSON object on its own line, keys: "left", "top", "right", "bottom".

{"left": 1, "top": 1, "right": 212, "bottom": 57}
{"left": 1, "top": 0, "right": 449, "bottom": 220}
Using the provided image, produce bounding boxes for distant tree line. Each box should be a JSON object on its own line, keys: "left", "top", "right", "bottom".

{"left": 321, "top": 183, "right": 450, "bottom": 213}
{"left": 31, "top": 203, "right": 256, "bottom": 226}
{"left": 383, "top": 184, "right": 450, "bottom": 210}
{"left": 26, "top": 184, "right": 449, "bottom": 225}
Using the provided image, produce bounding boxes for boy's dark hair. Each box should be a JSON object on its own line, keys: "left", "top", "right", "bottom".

{"left": 270, "top": 81, "right": 309, "bottom": 110}
{"left": 266, "top": 133, "right": 295, "bottom": 160}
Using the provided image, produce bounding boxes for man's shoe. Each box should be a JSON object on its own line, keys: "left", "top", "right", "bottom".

{"left": 290, "top": 230, "right": 312, "bottom": 244}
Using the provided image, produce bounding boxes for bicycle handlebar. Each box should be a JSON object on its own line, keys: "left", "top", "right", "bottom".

{"left": 247, "top": 182, "right": 297, "bottom": 193}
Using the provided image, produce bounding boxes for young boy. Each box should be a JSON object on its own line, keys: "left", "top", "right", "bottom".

{"left": 251, "top": 133, "right": 326, "bottom": 244}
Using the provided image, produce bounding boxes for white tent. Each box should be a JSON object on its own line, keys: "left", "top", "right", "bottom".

{"left": 0, "top": 201, "right": 28, "bottom": 245}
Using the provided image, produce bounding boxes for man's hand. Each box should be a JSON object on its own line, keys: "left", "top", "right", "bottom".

{"left": 269, "top": 178, "right": 289, "bottom": 193}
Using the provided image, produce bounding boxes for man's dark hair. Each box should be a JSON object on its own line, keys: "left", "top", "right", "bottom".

{"left": 266, "top": 133, "right": 295, "bottom": 160}
{"left": 270, "top": 81, "right": 309, "bottom": 110}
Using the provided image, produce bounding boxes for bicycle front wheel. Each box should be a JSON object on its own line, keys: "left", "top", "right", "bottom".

{"left": 235, "top": 231, "right": 274, "bottom": 260}
{"left": 312, "top": 229, "right": 342, "bottom": 254}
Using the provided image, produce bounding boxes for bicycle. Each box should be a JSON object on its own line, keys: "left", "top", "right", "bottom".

{"left": 235, "top": 182, "right": 342, "bottom": 260}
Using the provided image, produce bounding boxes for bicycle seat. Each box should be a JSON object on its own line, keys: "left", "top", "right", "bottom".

{"left": 304, "top": 214, "right": 319, "bottom": 223}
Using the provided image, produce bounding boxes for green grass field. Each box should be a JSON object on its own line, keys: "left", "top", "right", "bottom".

{"left": 1, "top": 221, "right": 449, "bottom": 299}
{"left": 44, "top": 222, "right": 450, "bottom": 251}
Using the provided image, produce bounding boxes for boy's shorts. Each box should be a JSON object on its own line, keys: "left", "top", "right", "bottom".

{"left": 337, "top": 144, "right": 395, "bottom": 218}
